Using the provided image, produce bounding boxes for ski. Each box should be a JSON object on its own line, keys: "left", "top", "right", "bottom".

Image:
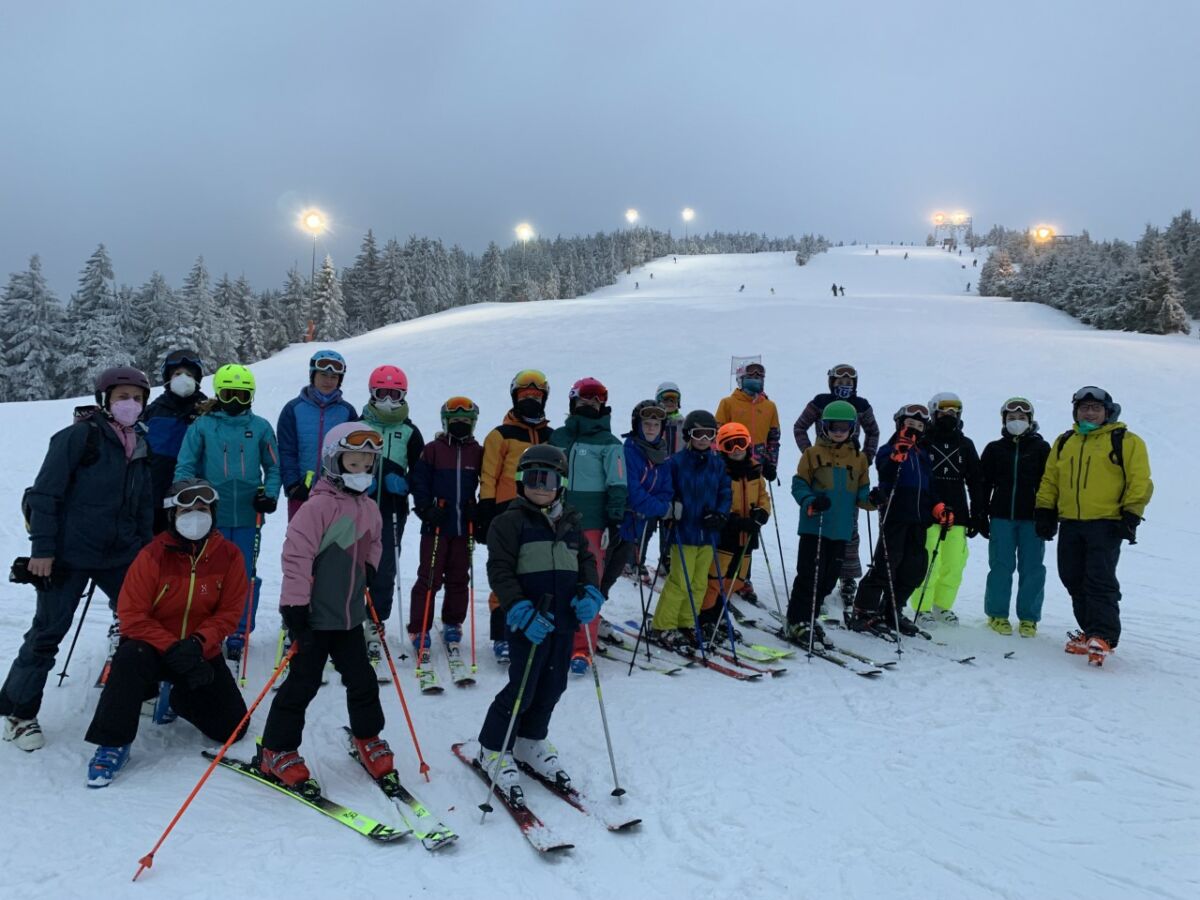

{"left": 94, "top": 655, "right": 114, "bottom": 689}
{"left": 773, "top": 629, "right": 883, "bottom": 678}
{"left": 600, "top": 618, "right": 697, "bottom": 668}
{"left": 202, "top": 749, "right": 409, "bottom": 843}
{"left": 611, "top": 621, "right": 761, "bottom": 681}
{"left": 702, "top": 641, "right": 787, "bottom": 677}
{"left": 451, "top": 741, "right": 574, "bottom": 853}
{"left": 445, "top": 643, "right": 476, "bottom": 687}
{"left": 514, "top": 760, "right": 642, "bottom": 832}
{"left": 416, "top": 649, "right": 443, "bottom": 694}
{"left": 595, "top": 643, "right": 684, "bottom": 675}
{"left": 341, "top": 727, "right": 457, "bottom": 850}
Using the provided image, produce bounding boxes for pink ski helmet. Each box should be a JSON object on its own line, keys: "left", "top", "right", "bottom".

{"left": 369, "top": 365, "right": 408, "bottom": 392}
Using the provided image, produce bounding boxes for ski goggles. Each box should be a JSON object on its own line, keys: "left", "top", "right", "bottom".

{"left": 828, "top": 364, "right": 858, "bottom": 379}
{"left": 312, "top": 356, "right": 346, "bottom": 375}
{"left": 822, "top": 419, "right": 854, "bottom": 433}
{"left": 217, "top": 388, "right": 252, "bottom": 405}
{"left": 335, "top": 429, "right": 384, "bottom": 452}
{"left": 371, "top": 387, "right": 406, "bottom": 403}
{"left": 741, "top": 364, "right": 765, "bottom": 377}
{"left": 514, "top": 385, "right": 546, "bottom": 401}
{"left": 657, "top": 391, "right": 681, "bottom": 406}
{"left": 688, "top": 426, "right": 717, "bottom": 441}
{"left": 1072, "top": 386, "right": 1108, "bottom": 405}
{"left": 716, "top": 433, "right": 750, "bottom": 452}
{"left": 164, "top": 483, "right": 219, "bottom": 509}
{"left": 573, "top": 383, "right": 608, "bottom": 403}
{"left": 512, "top": 369, "right": 548, "bottom": 391}
{"left": 443, "top": 396, "right": 479, "bottom": 418}
{"left": 1002, "top": 397, "right": 1034, "bottom": 415}
{"left": 897, "top": 403, "right": 928, "bottom": 419}
{"left": 637, "top": 404, "right": 667, "bottom": 420}
{"left": 521, "top": 469, "right": 561, "bottom": 492}
{"left": 930, "top": 397, "right": 962, "bottom": 413}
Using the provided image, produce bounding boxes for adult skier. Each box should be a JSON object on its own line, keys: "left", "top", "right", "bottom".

{"left": 144, "top": 349, "right": 208, "bottom": 532}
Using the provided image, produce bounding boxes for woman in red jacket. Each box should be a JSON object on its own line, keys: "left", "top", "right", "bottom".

{"left": 83, "top": 479, "right": 249, "bottom": 787}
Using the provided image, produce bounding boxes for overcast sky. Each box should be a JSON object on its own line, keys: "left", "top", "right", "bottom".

{"left": 2, "top": 0, "right": 1197, "bottom": 296}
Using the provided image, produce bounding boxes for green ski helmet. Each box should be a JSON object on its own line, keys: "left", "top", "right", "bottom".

{"left": 818, "top": 400, "right": 859, "bottom": 442}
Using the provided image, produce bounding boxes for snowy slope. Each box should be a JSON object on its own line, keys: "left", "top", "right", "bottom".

{"left": 1, "top": 245, "right": 1196, "bottom": 899}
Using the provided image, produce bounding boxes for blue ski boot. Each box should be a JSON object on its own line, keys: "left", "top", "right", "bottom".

{"left": 88, "top": 744, "right": 131, "bottom": 788}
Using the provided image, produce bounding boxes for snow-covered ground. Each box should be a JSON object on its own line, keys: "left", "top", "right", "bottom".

{"left": 1, "top": 245, "right": 1196, "bottom": 899}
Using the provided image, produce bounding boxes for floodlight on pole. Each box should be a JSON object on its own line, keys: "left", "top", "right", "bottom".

{"left": 682, "top": 207, "right": 694, "bottom": 239}
{"left": 298, "top": 207, "right": 328, "bottom": 315}
{"left": 932, "top": 211, "right": 947, "bottom": 226}
{"left": 1032, "top": 224, "right": 1056, "bottom": 243}
{"left": 951, "top": 211, "right": 969, "bottom": 226}
{"left": 625, "top": 208, "right": 639, "bottom": 226}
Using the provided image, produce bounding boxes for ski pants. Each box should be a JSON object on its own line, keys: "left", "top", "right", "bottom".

{"left": 572, "top": 529, "right": 605, "bottom": 660}
{"left": 651, "top": 543, "right": 713, "bottom": 631}
{"left": 263, "top": 625, "right": 383, "bottom": 750}
{"left": 854, "top": 520, "right": 929, "bottom": 617}
{"left": 408, "top": 533, "right": 470, "bottom": 635}
{"left": 0, "top": 565, "right": 128, "bottom": 720}
{"left": 788, "top": 535, "right": 847, "bottom": 627}
{"left": 1057, "top": 520, "right": 1124, "bottom": 647}
{"left": 600, "top": 533, "right": 636, "bottom": 598}
{"left": 85, "top": 639, "right": 247, "bottom": 747}
{"left": 983, "top": 518, "right": 1046, "bottom": 623}
{"left": 703, "top": 545, "right": 752, "bottom": 611}
{"left": 479, "top": 627, "right": 573, "bottom": 751}
{"left": 909, "top": 524, "right": 968, "bottom": 612}
{"left": 840, "top": 515, "right": 863, "bottom": 580}
{"left": 369, "top": 511, "right": 408, "bottom": 624}
{"left": 219, "top": 526, "right": 262, "bottom": 636}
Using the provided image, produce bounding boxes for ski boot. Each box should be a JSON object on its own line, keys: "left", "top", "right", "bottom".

{"left": 364, "top": 620, "right": 384, "bottom": 666}
{"left": 87, "top": 744, "right": 130, "bottom": 788}
{"left": 2, "top": 716, "right": 44, "bottom": 752}
{"left": 224, "top": 632, "right": 246, "bottom": 662}
{"left": 477, "top": 744, "right": 523, "bottom": 806}
{"left": 895, "top": 614, "right": 921, "bottom": 637}
{"left": 987, "top": 616, "right": 1013, "bottom": 635}
{"left": 259, "top": 747, "right": 312, "bottom": 788}
{"left": 839, "top": 577, "right": 857, "bottom": 604}
{"left": 443, "top": 624, "right": 463, "bottom": 646}
{"left": 514, "top": 737, "right": 571, "bottom": 791}
{"left": 492, "top": 640, "right": 510, "bottom": 663}
{"left": 913, "top": 610, "right": 936, "bottom": 628}
{"left": 351, "top": 735, "right": 395, "bottom": 779}
{"left": 107, "top": 617, "right": 122, "bottom": 658}
{"left": 934, "top": 608, "right": 959, "bottom": 626}
{"left": 597, "top": 617, "right": 617, "bottom": 644}
{"left": 736, "top": 581, "right": 758, "bottom": 603}
{"left": 569, "top": 653, "right": 590, "bottom": 676}
{"left": 1018, "top": 620, "right": 1037, "bottom": 638}
{"left": 1086, "top": 636, "right": 1112, "bottom": 667}
{"left": 1065, "top": 630, "right": 1089, "bottom": 655}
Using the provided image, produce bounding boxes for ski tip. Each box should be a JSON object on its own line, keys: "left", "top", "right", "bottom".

{"left": 858, "top": 669, "right": 884, "bottom": 678}
{"left": 956, "top": 656, "right": 977, "bottom": 664}
{"left": 1004, "top": 651, "right": 1016, "bottom": 659}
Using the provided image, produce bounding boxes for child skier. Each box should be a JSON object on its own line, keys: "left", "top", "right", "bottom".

{"left": 474, "top": 445, "right": 603, "bottom": 806}
{"left": 909, "top": 392, "right": 982, "bottom": 626}
{"left": 259, "top": 422, "right": 393, "bottom": 786}
{"left": 408, "top": 397, "right": 483, "bottom": 669}
{"left": 83, "top": 479, "right": 249, "bottom": 786}
{"left": 700, "top": 422, "right": 770, "bottom": 640}
{"left": 619, "top": 400, "right": 675, "bottom": 588}
{"left": 849, "top": 404, "right": 952, "bottom": 638}
{"left": 144, "top": 349, "right": 208, "bottom": 532}
{"left": 641, "top": 382, "right": 685, "bottom": 578}
{"left": 477, "top": 370, "right": 553, "bottom": 662}
{"left": 360, "top": 365, "right": 424, "bottom": 663}
{"left": 649, "top": 411, "right": 732, "bottom": 648}
{"left": 277, "top": 349, "right": 358, "bottom": 520}
{"left": 792, "top": 364, "right": 881, "bottom": 605}
{"left": 786, "top": 401, "right": 872, "bottom": 647}
{"left": 979, "top": 398, "right": 1050, "bottom": 637}
{"left": 174, "top": 364, "right": 281, "bottom": 659}
{"left": 549, "top": 378, "right": 627, "bottom": 675}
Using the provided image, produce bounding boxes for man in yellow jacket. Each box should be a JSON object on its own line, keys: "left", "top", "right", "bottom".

{"left": 1034, "top": 386, "right": 1152, "bottom": 665}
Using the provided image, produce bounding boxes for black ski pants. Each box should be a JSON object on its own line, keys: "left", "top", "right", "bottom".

{"left": 478, "top": 627, "right": 572, "bottom": 751}
{"left": 1057, "top": 520, "right": 1124, "bottom": 646}
{"left": 263, "top": 625, "right": 383, "bottom": 751}
{"left": 788, "top": 535, "right": 847, "bottom": 627}
{"left": 854, "top": 519, "right": 929, "bottom": 617}
{"left": 85, "top": 639, "right": 247, "bottom": 746}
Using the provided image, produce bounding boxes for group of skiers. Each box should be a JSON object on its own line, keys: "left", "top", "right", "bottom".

{"left": 0, "top": 351, "right": 1153, "bottom": 811}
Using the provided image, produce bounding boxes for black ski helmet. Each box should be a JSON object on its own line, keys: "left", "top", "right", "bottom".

{"left": 517, "top": 443, "right": 568, "bottom": 477}
{"left": 1072, "top": 386, "right": 1120, "bottom": 424}
{"left": 682, "top": 409, "right": 719, "bottom": 436}
{"left": 893, "top": 402, "right": 930, "bottom": 429}
{"left": 94, "top": 366, "right": 151, "bottom": 409}
{"left": 827, "top": 363, "right": 858, "bottom": 394}
{"left": 161, "top": 349, "right": 203, "bottom": 385}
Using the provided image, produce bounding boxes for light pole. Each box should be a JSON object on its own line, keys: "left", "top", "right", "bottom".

{"left": 1031, "top": 224, "right": 1056, "bottom": 244}
{"left": 300, "top": 208, "right": 327, "bottom": 295}
{"left": 515, "top": 222, "right": 534, "bottom": 272}
{"left": 625, "top": 208, "right": 639, "bottom": 228}
{"left": 681, "top": 207, "right": 694, "bottom": 240}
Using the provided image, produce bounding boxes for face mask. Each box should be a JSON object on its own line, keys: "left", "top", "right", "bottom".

{"left": 832, "top": 384, "right": 853, "bottom": 399}
{"left": 341, "top": 472, "right": 374, "bottom": 493}
{"left": 515, "top": 398, "right": 544, "bottom": 421}
{"left": 175, "top": 510, "right": 212, "bottom": 541}
{"left": 741, "top": 378, "right": 764, "bottom": 395}
{"left": 447, "top": 421, "right": 473, "bottom": 440}
{"left": 1005, "top": 419, "right": 1029, "bottom": 436}
{"left": 575, "top": 405, "right": 603, "bottom": 420}
{"left": 110, "top": 398, "right": 143, "bottom": 427}
{"left": 169, "top": 373, "right": 197, "bottom": 398}
{"left": 220, "top": 400, "right": 248, "bottom": 416}
{"left": 373, "top": 396, "right": 403, "bottom": 412}
{"left": 1077, "top": 420, "right": 1099, "bottom": 434}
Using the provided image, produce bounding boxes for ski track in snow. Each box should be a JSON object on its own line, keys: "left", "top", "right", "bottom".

{"left": 0, "top": 245, "right": 1196, "bottom": 899}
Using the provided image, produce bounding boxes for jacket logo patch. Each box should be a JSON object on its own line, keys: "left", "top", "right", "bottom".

{"left": 245, "top": 431, "right": 254, "bottom": 438}
{"left": 199, "top": 584, "right": 209, "bottom": 595}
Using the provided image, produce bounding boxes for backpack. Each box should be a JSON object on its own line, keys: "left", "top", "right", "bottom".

{"left": 21, "top": 413, "right": 102, "bottom": 531}
{"left": 1055, "top": 427, "right": 1126, "bottom": 478}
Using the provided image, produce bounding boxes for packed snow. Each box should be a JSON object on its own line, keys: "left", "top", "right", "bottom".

{"left": 0, "top": 245, "right": 1195, "bottom": 899}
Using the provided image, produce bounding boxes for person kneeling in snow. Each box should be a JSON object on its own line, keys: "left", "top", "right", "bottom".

{"left": 83, "top": 479, "right": 249, "bottom": 787}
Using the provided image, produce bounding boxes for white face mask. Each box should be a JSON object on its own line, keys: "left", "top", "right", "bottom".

{"left": 170, "top": 373, "right": 197, "bottom": 398}
{"left": 373, "top": 396, "right": 403, "bottom": 412}
{"left": 341, "top": 472, "right": 374, "bottom": 493}
{"left": 1005, "top": 418, "right": 1030, "bottom": 436}
{"left": 175, "top": 510, "right": 212, "bottom": 541}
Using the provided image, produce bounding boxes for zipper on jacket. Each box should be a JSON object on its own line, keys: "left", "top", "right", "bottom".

{"left": 1074, "top": 433, "right": 1086, "bottom": 514}
{"left": 1010, "top": 440, "right": 1019, "bottom": 520}
{"left": 180, "top": 542, "right": 207, "bottom": 638}
{"left": 151, "top": 583, "right": 170, "bottom": 609}
{"left": 455, "top": 444, "right": 462, "bottom": 532}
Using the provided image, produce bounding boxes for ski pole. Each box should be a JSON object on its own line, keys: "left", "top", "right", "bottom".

{"left": 468, "top": 521, "right": 477, "bottom": 674}
{"left": 629, "top": 519, "right": 671, "bottom": 675}
{"left": 56, "top": 579, "right": 97, "bottom": 686}
{"left": 708, "top": 535, "right": 740, "bottom": 662}
{"left": 480, "top": 594, "right": 550, "bottom": 822}
{"left": 759, "top": 527, "right": 787, "bottom": 626}
{"left": 365, "top": 588, "right": 431, "bottom": 781}
{"left": 626, "top": 519, "right": 653, "bottom": 674}
{"left": 874, "top": 498, "right": 903, "bottom": 658}
{"left": 415, "top": 505, "right": 444, "bottom": 677}
{"left": 767, "top": 480, "right": 790, "bottom": 587}
{"left": 133, "top": 642, "right": 298, "bottom": 881}
{"left": 673, "top": 528, "right": 707, "bottom": 660}
{"left": 911, "top": 522, "right": 950, "bottom": 624}
{"left": 239, "top": 513, "right": 264, "bottom": 688}
{"left": 582, "top": 625, "right": 625, "bottom": 799}
{"left": 392, "top": 511, "right": 404, "bottom": 644}
{"left": 806, "top": 512, "right": 823, "bottom": 658}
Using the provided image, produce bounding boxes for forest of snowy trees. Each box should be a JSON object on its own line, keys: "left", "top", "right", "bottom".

{"left": 976, "top": 211, "right": 1197, "bottom": 336}
{"left": 0, "top": 228, "right": 827, "bottom": 402}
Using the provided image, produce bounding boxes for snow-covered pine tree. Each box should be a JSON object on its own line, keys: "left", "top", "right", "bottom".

{"left": 378, "top": 238, "right": 417, "bottom": 322}
{"left": 310, "top": 255, "right": 348, "bottom": 341}
{"left": 258, "top": 288, "right": 290, "bottom": 354}
{"left": 474, "top": 242, "right": 509, "bottom": 302}
{"left": 275, "top": 267, "right": 310, "bottom": 344}
{"left": 342, "top": 229, "right": 382, "bottom": 332}
{"left": 208, "top": 274, "right": 242, "bottom": 367}
{"left": 232, "top": 275, "right": 266, "bottom": 361}
{"left": 136, "top": 272, "right": 190, "bottom": 380}
{"left": 60, "top": 244, "right": 130, "bottom": 393}
{"left": 450, "top": 244, "right": 473, "bottom": 309}
{"left": 1126, "top": 234, "right": 1190, "bottom": 335}
{"left": 977, "top": 249, "right": 1016, "bottom": 297}
{"left": 0, "top": 254, "right": 64, "bottom": 401}
{"left": 180, "top": 257, "right": 216, "bottom": 372}
{"left": 1180, "top": 243, "right": 1200, "bottom": 317}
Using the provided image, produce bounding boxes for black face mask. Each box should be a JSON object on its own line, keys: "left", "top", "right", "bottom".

{"left": 934, "top": 416, "right": 958, "bottom": 434}
{"left": 575, "top": 405, "right": 604, "bottom": 420}
{"left": 447, "top": 421, "right": 473, "bottom": 440}
{"left": 515, "top": 398, "right": 544, "bottom": 420}
{"left": 220, "top": 400, "right": 249, "bottom": 416}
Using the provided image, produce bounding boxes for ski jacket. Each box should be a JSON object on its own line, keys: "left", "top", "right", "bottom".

{"left": 667, "top": 447, "right": 733, "bottom": 546}
{"left": 793, "top": 392, "right": 880, "bottom": 458}
{"left": 279, "top": 478, "right": 382, "bottom": 631}
{"left": 409, "top": 433, "right": 483, "bottom": 539}
{"left": 619, "top": 433, "right": 674, "bottom": 543}
{"left": 979, "top": 430, "right": 1051, "bottom": 521}
{"left": 715, "top": 389, "right": 781, "bottom": 469}
{"left": 1035, "top": 421, "right": 1152, "bottom": 521}
{"left": 144, "top": 389, "right": 208, "bottom": 518}
{"left": 924, "top": 420, "right": 983, "bottom": 521}
{"left": 716, "top": 456, "right": 772, "bottom": 554}
{"left": 173, "top": 409, "right": 281, "bottom": 528}
{"left": 485, "top": 496, "right": 598, "bottom": 632}
{"left": 874, "top": 433, "right": 940, "bottom": 526}
{"left": 662, "top": 413, "right": 686, "bottom": 456}
{"left": 117, "top": 530, "right": 247, "bottom": 658}
{"left": 477, "top": 410, "right": 552, "bottom": 538}
{"left": 27, "top": 410, "right": 154, "bottom": 569}
{"left": 361, "top": 402, "right": 425, "bottom": 519}
{"left": 791, "top": 437, "right": 872, "bottom": 541}
{"left": 276, "top": 386, "right": 358, "bottom": 492}
{"left": 549, "top": 413, "right": 628, "bottom": 530}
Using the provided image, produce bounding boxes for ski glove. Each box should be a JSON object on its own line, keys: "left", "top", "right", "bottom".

{"left": 285, "top": 482, "right": 309, "bottom": 503}
{"left": 571, "top": 585, "right": 605, "bottom": 625}
{"left": 701, "top": 511, "right": 727, "bottom": 531}
{"left": 1034, "top": 508, "right": 1058, "bottom": 541}
{"left": 384, "top": 473, "right": 408, "bottom": 496}
{"left": 868, "top": 487, "right": 886, "bottom": 508}
{"left": 506, "top": 600, "right": 554, "bottom": 645}
{"left": 252, "top": 489, "right": 277, "bottom": 514}
{"left": 163, "top": 636, "right": 213, "bottom": 689}
{"left": 281, "top": 605, "right": 314, "bottom": 651}
{"left": 660, "top": 500, "right": 684, "bottom": 522}
{"left": 761, "top": 462, "right": 778, "bottom": 482}
{"left": 750, "top": 506, "right": 770, "bottom": 526}
{"left": 807, "top": 495, "right": 832, "bottom": 514}
{"left": 365, "top": 563, "right": 377, "bottom": 586}
{"left": 474, "top": 499, "right": 496, "bottom": 542}
{"left": 1120, "top": 511, "right": 1141, "bottom": 545}
{"left": 973, "top": 512, "right": 991, "bottom": 540}
{"left": 932, "top": 503, "right": 954, "bottom": 527}
{"left": 418, "top": 504, "right": 448, "bottom": 527}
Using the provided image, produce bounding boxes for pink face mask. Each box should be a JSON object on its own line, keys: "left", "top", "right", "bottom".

{"left": 110, "top": 398, "right": 143, "bottom": 427}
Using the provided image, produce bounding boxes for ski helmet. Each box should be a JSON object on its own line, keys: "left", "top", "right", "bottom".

{"left": 568, "top": 377, "right": 608, "bottom": 413}
{"left": 213, "top": 364, "right": 255, "bottom": 394}
{"left": 516, "top": 443, "right": 568, "bottom": 500}
{"left": 655, "top": 381, "right": 681, "bottom": 406}
{"left": 682, "top": 409, "right": 719, "bottom": 441}
{"left": 163, "top": 478, "right": 219, "bottom": 541}
{"left": 510, "top": 368, "right": 549, "bottom": 400}
{"left": 440, "top": 395, "right": 480, "bottom": 429}
{"left": 161, "top": 349, "right": 203, "bottom": 385}
{"left": 321, "top": 422, "right": 383, "bottom": 481}
{"left": 94, "top": 366, "right": 151, "bottom": 408}
{"left": 928, "top": 391, "right": 963, "bottom": 421}
{"left": 310, "top": 349, "right": 347, "bottom": 385}
{"left": 818, "top": 400, "right": 859, "bottom": 441}
{"left": 1000, "top": 397, "right": 1034, "bottom": 420}
{"left": 631, "top": 399, "right": 667, "bottom": 434}
{"left": 1071, "top": 386, "right": 1119, "bottom": 423}
{"left": 735, "top": 361, "right": 765, "bottom": 388}
{"left": 893, "top": 403, "right": 930, "bottom": 430}
{"left": 715, "top": 422, "right": 752, "bottom": 454}
{"left": 369, "top": 365, "right": 408, "bottom": 393}
{"left": 827, "top": 363, "right": 858, "bottom": 395}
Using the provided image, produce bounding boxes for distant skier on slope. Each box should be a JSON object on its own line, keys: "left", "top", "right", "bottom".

{"left": 831, "top": 283, "right": 838, "bottom": 297}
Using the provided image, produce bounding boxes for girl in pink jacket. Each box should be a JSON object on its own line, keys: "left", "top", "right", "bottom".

{"left": 259, "top": 422, "right": 392, "bottom": 788}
